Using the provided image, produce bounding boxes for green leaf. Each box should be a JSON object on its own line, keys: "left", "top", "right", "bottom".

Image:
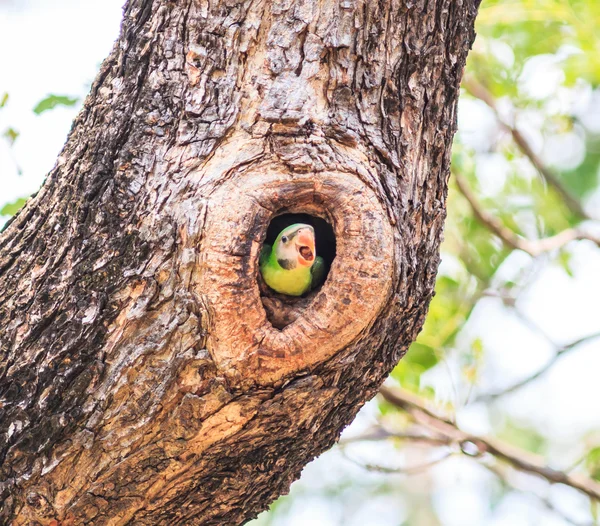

{"left": 462, "top": 337, "right": 485, "bottom": 384}
{"left": 586, "top": 447, "right": 600, "bottom": 481}
{"left": 0, "top": 197, "right": 27, "bottom": 217}
{"left": 391, "top": 360, "right": 424, "bottom": 392}
{"left": 405, "top": 342, "right": 438, "bottom": 371}
{"left": 471, "top": 337, "right": 484, "bottom": 359}
{"left": 0, "top": 92, "right": 8, "bottom": 109}
{"left": 558, "top": 250, "right": 575, "bottom": 278}
{"left": 498, "top": 419, "right": 547, "bottom": 455}
{"left": 33, "top": 94, "right": 79, "bottom": 115}
{"left": 3, "top": 127, "right": 19, "bottom": 146}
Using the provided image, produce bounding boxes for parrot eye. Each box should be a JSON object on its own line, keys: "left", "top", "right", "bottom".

{"left": 281, "top": 236, "right": 288, "bottom": 243}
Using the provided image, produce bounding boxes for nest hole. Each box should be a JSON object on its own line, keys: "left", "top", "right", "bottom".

{"left": 260, "top": 213, "right": 336, "bottom": 329}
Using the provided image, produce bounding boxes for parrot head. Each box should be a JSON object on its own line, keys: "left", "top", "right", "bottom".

{"left": 274, "top": 223, "right": 316, "bottom": 270}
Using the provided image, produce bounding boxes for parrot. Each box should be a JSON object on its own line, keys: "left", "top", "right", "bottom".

{"left": 259, "top": 223, "right": 326, "bottom": 296}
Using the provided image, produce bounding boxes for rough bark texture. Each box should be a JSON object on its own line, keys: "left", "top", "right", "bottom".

{"left": 0, "top": 0, "right": 480, "bottom": 524}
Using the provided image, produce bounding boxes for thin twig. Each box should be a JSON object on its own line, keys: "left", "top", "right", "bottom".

{"left": 476, "top": 331, "right": 600, "bottom": 402}
{"left": 339, "top": 428, "right": 450, "bottom": 447}
{"left": 484, "top": 463, "right": 595, "bottom": 526}
{"left": 379, "top": 386, "right": 600, "bottom": 502}
{"left": 340, "top": 447, "right": 454, "bottom": 475}
{"left": 347, "top": 424, "right": 595, "bottom": 525}
{"left": 462, "top": 75, "right": 594, "bottom": 221}
{"left": 453, "top": 170, "right": 600, "bottom": 256}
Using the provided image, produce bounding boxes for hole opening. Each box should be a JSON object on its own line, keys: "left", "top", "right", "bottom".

{"left": 260, "top": 213, "right": 337, "bottom": 329}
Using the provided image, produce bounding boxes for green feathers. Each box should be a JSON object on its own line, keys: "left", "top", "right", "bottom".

{"left": 260, "top": 223, "right": 326, "bottom": 296}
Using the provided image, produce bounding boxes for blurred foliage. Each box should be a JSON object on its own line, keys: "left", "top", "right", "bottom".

{"left": 1, "top": 92, "right": 19, "bottom": 148}
{"left": 496, "top": 419, "right": 548, "bottom": 455}
{"left": 395, "top": 0, "right": 600, "bottom": 402}
{"left": 586, "top": 447, "right": 600, "bottom": 481}
{"left": 3, "top": 127, "right": 19, "bottom": 145}
{"left": 0, "top": 197, "right": 27, "bottom": 217}
{"left": 32, "top": 94, "right": 79, "bottom": 115}
{"left": 0, "top": 90, "right": 78, "bottom": 222}
{"left": 0, "top": 91, "right": 22, "bottom": 179}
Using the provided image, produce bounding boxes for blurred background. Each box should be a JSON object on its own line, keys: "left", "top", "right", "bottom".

{"left": 1, "top": 1, "right": 600, "bottom": 525}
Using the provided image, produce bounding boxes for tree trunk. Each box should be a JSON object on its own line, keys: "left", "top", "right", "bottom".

{"left": 0, "top": 0, "right": 480, "bottom": 524}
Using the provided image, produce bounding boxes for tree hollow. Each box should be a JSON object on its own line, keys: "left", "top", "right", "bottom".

{"left": 199, "top": 166, "right": 394, "bottom": 388}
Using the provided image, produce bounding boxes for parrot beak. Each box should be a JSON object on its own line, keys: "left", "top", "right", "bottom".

{"left": 296, "top": 228, "right": 316, "bottom": 267}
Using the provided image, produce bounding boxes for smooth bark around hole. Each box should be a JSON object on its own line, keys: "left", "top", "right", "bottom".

{"left": 0, "top": 0, "right": 481, "bottom": 524}
{"left": 200, "top": 165, "right": 394, "bottom": 388}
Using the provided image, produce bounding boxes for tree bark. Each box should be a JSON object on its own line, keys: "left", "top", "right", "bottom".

{"left": 0, "top": 0, "right": 480, "bottom": 524}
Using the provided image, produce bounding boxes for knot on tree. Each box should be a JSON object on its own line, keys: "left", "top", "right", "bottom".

{"left": 199, "top": 166, "right": 394, "bottom": 388}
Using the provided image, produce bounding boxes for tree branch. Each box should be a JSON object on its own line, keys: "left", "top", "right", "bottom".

{"left": 345, "top": 424, "right": 595, "bottom": 525}
{"left": 484, "top": 463, "right": 595, "bottom": 526}
{"left": 379, "top": 386, "right": 600, "bottom": 502}
{"left": 475, "top": 330, "right": 600, "bottom": 402}
{"left": 339, "top": 428, "right": 451, "bottom": 447}
{"left": 453, "top": 170, "right": 600, "bottom": 256}
{"left": 339, "top": 447, "right": 453, "bottom": 475}
{"left": 462, "top": 75, "right": 594, "bottom": 221}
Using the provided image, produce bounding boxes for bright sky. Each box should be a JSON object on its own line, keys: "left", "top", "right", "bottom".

{"left": 1, "top": 2, "right": 599, "bottom": 526}
{"left": 0, "top": 0, "right": 124, "bottom": 206}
